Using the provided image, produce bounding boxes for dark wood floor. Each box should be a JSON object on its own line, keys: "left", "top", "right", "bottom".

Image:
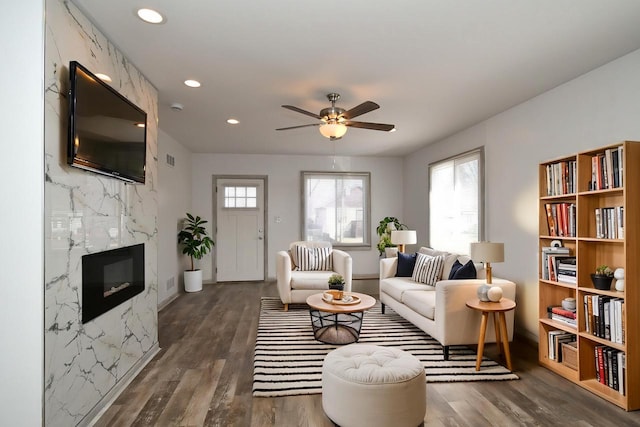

{"left": 95, "top": 282, "right": 640, "bottom": 426}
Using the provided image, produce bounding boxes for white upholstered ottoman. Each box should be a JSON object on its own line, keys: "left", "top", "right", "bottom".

{"left": 322, "top": 344, "right": 426, "bottom": 427}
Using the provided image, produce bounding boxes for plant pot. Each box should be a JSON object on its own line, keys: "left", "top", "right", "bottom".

{"left": 590, "top": 274, "right": 613, "bottom": 290}
{"left": 184, "top": 269, "right": 203, "bottom": 292}
{"left": 385, "top": 247, "right": 399, "bottom": 258}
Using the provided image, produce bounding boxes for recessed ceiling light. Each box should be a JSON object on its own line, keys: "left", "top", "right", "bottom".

{"left": 227, "top": 119, "right": 240, "bottom": 125}
{"left": 184, "top": 79, "right": 201, "bottom": 88}
{"left": 95, "top": 73, "right": 112, "bottom": 82}
{"left": 137, "top": 8, "right": 164, "bottom": 24}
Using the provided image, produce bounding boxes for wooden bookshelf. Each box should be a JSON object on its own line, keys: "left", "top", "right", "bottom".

{"left": 538, "top": 141, "right": 640, "bottom": 411}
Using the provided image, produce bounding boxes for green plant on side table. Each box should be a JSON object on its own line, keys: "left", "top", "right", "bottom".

{"left": 178, "top": 213, "right": 215, "bottom": 293}
{"left": 590, "top": 265, "right": 614, "bottom": 290}
{"left": 376, "top": 216, "right": 407, "bottom": 256}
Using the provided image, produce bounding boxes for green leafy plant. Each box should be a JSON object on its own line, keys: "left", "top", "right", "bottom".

{"left": 178, "top": 213, "right": 214, "bottom": 271}
{"left": 328, "top": 274, "right": 345, "bottom": 286}
{"left": 595, "top": 265, "right": 613, "bottom": 277}
{"left": 376, "top": 216, "right": 407, "bottom": 255}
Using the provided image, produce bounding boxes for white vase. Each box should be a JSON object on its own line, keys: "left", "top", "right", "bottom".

{"left": 184, "top": 269, "right": 203, "bottom": 292}
{"left": 385, "top": 247, "right": 399, "bottom": 258}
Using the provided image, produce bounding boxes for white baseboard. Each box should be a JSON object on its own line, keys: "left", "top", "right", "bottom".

{"left": 82, "top": 343, "right": 161, "bottom": 426}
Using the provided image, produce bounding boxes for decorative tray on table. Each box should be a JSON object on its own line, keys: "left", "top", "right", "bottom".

{"left": 322, "top": 291, "right": 361, "bottom": 305}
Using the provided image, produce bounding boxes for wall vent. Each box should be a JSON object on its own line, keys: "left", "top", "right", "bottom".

{"left": 166, "top": 154, "right": 175, "bottom": 167}
{"left": 166, "top": 276, "right": 175, "bottom": 291}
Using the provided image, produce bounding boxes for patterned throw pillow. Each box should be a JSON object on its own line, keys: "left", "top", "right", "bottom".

{"left": 294, "top": 246, "right": 333, "bottom": 271}
{"left": 412, "top": 253, "right": 445, "bottom": 285}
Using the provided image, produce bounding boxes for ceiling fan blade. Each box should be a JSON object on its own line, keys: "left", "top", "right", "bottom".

{"left": 342, "top": 101, "right": 380, "bottom": 119}
{"left": 276, "top": 123, "right": 320, "bottom": 131}
{"left": 345, "top": 121, "right": 395, "bottom": 132}
{"left": 282, "top": 105, "right": 322, "bottom": 119}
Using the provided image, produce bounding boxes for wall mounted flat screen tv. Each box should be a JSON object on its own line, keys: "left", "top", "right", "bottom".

{"left": 67, "top": 61, "right": 147, "bottom": 184}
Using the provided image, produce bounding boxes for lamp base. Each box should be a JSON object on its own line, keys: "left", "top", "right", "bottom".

{"left": 477, "top": 283, "right": 491, "bottom": 302}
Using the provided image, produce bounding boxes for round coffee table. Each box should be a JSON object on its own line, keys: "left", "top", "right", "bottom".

{"left": 306, "top": 292, "right": 376, "bottom": 345}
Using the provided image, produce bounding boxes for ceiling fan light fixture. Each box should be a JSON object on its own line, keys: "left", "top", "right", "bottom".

{"left": 319, "top": 123, "right": 347, "bottom": 139}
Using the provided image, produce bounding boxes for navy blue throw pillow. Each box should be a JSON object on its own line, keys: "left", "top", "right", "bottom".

{"left": 396, "top": 252, "right": 417, "bottom": 277}
{"left": 448, "top": 259, "right": 477, "bottom": 280}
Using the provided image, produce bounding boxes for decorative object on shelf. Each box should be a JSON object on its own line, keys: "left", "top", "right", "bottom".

{"left": 470, "top": 242, "right": 505, "bottom": 302}
{"left": 561, "top": 297, "right": 577, "bottom": 311}
{"left": 614, "top": 268, "right": 625, "bottom": 292}
{"left": 487, "top": 286, "right": 503, "bottom": 302}
{"left": 376, "top": 216, "right": 407, "bottom": 255}
{"left": 591, "top": 265, "right": 614, "bottom": 290}
{"left": 391, "top": 230, "right": 417, "bottom": 253}
{"left": 328, "top": 274, "right": 345, "bottom": 299}
{"left": 178, "top": 213, "right": 215, "bottom": 293}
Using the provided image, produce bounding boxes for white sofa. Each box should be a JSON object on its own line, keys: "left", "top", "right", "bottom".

{"left": 380, "top": 247, "right": 516, "bottom": 360}
{"left": 276, "top": 241, "right": 352, "bottom": 311}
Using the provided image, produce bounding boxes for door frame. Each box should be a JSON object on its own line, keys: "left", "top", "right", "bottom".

{"left": 212, "top": 175, "right": 268, "bottom": 282}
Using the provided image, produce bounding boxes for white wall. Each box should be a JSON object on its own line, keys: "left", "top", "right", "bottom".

{"left": 405, "top": 48, "right": 640, "bottom": 340}
{"left": 0, "top": 2, "right": 45, "bottom": 425}
{"left": 191, "top": 154, "right": 404, "bottom": 281}
{"left": 158, "top": 130, "right": 193, "bottom": 302}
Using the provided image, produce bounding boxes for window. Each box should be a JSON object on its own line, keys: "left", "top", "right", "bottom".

{"left": 224, "top": 185, "right": 257, "bottom": 208}
{"left": 428, "top": 148, "right": 484, "bottom": 254}
{"left": 302, "top": 172, "right": 370, "bottom": 247}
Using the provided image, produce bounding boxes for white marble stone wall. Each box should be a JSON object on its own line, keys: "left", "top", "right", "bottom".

{"left": 44, "top": 1, "right": 159, "bottom": 425}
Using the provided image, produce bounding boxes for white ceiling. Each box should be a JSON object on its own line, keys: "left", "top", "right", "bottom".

{"left": 72, "top": 0, "right": 640, "bottom": 157}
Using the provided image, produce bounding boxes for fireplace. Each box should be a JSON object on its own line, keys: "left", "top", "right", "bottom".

{"left": 82, "top": 243, "right": 145, "bottom": 323}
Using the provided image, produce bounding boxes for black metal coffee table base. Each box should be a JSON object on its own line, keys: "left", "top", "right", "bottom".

{"left": 309, "top": 310, "right": 365, "bottom": 345}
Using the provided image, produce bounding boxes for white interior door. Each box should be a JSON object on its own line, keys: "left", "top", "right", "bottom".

{"left": 215, "top": 178, "right": 265, "bottom": 281}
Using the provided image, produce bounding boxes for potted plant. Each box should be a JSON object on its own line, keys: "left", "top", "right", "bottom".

{"left": 178, "top": 213, "right": 214, "bottom": 292}
{"left": 376, "top": 216, "right": 407, "bottom": 256}
{"left": 591, "top": 265, "right": 614, "bottom": 290}
{"left": 328, "top": 274, "right": 345, "bottom": 299}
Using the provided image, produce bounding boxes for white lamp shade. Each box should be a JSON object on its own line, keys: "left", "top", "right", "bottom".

{"left": 470, "top": 242, "right": 504, "bottom": 263}
{"left": 319, "top": 123, "right": 348, "bottom": 139}
{"left": 391, "top": 230, "right": 417, "bottom": 245}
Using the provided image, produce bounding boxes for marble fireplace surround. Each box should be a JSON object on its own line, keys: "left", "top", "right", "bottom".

{"left": 45, "top": 1, "right": 159, "bottom": 426}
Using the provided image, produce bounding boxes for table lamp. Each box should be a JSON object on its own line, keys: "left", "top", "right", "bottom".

{"left": 391, "top": 230, "right": 417, "bottom": 253}
{"left": 470, "top": 242, "right": 504, "bottom": 301}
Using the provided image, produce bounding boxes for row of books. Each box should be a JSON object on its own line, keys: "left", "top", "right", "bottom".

{"left": 595, "top": 206, "right": 624, "bottom": 239}
{"left": 547, "top": 306, "right": 577, "bottom": 328}
{"left": 595, "top": 345, "right": 625, "bottom": 395}
{"left": 590, "top": 146, "right": 624, "bottom": 191}
{"left": 584, "top": 295, "right": 625, "bottom": 344}
{"left": 544, "top": 203, "right": 576, "bottom": 237}
{"left": 541, "top": 246, "right": 574, "bottom": 283}
{"left": 545, "top": 160, "right": 577, "bottom": 196}
{"left": 547, "top": 330, "right": 576, "bottom": 361}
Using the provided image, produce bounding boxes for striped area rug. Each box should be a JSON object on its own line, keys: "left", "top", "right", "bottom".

{"left": 253, "top": 297, "right": 518, "bottom": 397}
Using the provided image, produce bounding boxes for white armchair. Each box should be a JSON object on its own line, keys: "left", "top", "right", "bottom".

{"left": 276, "top": 241, "right": 352, "bottom": 311}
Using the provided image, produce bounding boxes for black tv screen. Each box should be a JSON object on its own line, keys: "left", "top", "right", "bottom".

{"left": 67, "top": 61, "right": 147, "bottom": 184}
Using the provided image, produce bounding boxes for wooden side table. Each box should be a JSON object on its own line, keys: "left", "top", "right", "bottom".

{"left": 465, "top": 298, "right": 516, "bottom": 371}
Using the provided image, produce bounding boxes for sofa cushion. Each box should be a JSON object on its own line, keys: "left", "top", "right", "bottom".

{"left": 448, "top": 259, "right": 477, "bottom": 279}
{"left": 290, "top": 271, "right": 335, "bottom": 290}
{"left": 380, "top": 277, "right": 433, "bottom": 302}
{"left": 396, "top": 252, "right": 417, "bottom": 277}
{"left": 294, "top": 245, "right": 333, "bottom": 271}
{"left": 402, "top": 290, "right": 436, "bottom": 320}
{"left": 412, "top": 253, "right": 445, "bottom": 285}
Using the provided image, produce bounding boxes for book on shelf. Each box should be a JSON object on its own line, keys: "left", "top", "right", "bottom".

{"left": 548, "top": 330, "right": 575, "bottom": 360}
{"left": 589, "top": 147, "right": 624, "bottom": 191}
{"left": 585, "top": 295, "right": 624, "bottom": 344}
{"left": 595, "top": 346, "right": 626, "bottom": 394}
{"left": 540, "top": 247, "right": 571, "bottom": 281}
{"left": 595, "top": 206, "right": 624, "bottom": 239}
{"left": 543, "top": 203, "right": 576, "bottom": 237}
{"left": 550, "top": 306, "right": 576, "bottom": 319}
{"left": 545, "top": 160, "right": 577, "bottom": 196}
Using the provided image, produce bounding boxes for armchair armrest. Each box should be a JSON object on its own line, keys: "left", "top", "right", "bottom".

{"left": 379, "top": 257, "right": 398, "bottom": 280}
{"left": 332, "top": 249, "right": 353, "bottom": 292}
{"left": 276, "top": 250, "right": 293, "bottom": 303}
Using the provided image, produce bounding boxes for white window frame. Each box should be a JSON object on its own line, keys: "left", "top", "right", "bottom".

{"left": 223, "top": 185, "right": 258, "bottom": 209}
{"left": 428, "top": 148, "right": 484, "bottom": 254}
{"left": 301, "top": 171, "right": 371, "bottom": 249}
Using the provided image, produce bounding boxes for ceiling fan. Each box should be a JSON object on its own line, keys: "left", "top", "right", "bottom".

{"left": 276, "top": 93, "right": 395, "bottom": 140}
